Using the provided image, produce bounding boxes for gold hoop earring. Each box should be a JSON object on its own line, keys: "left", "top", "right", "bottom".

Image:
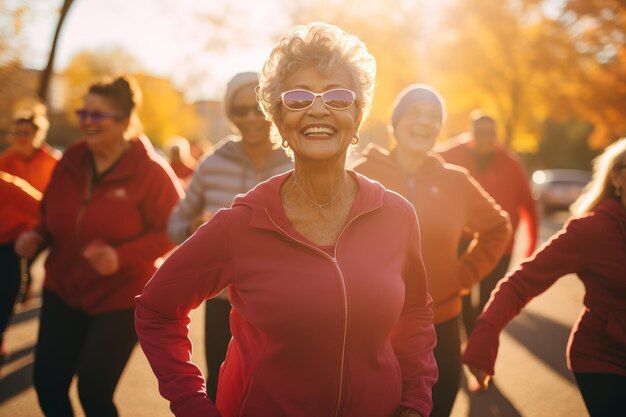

{"left": 351, "top": 135, "right": 359, "bottom": 145}
{"left": 282, "top": 139, "right": 289, "bottom": 148}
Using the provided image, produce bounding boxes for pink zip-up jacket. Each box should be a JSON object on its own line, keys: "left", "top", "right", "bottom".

{"left": 135, "top": 171, "right": 438, "bottom": 417}
{"left": 463, "top": 197, "right": 626, "bottom": 377}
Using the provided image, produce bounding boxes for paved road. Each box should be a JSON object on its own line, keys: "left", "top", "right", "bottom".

{"left": 0, "top": 213, "right": 589, "bottom": 417}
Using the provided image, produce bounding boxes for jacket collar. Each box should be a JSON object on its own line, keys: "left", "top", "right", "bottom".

{"left": 60, "top": 135, "right": 153, "bottom": 182}
{"left": 234, "top": 170, "right": 386, "bottom": 233}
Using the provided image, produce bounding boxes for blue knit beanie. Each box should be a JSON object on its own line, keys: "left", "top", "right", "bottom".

{"left": 390, "top": 83, "right": 446, "bottom": 128}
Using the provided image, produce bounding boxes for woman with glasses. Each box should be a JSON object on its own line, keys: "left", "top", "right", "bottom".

{"left": 136, "top": 23, "right": 437, "bottom": 417}
{"left": 166, "top": 71, "right": 293, "bottom": 402}
{"left": 15, "top": 75, "right": 182, "bottom": 417}
{"left": 352, "top": 84, "right": 511, "bottom": 417}
{"left": 463, "top": 137, "right": 626, "bottom": 417}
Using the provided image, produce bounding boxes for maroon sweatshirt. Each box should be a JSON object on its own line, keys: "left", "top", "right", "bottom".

{"left": 36, "top": 135, "right": 182, "bottom": 314}
{"left": 463, "top": 197, "right": 626, "bottom": 377}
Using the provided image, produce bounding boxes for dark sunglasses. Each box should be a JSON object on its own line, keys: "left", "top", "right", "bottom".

{"left": 280, "top": 89, "right": 356, "bottom": 111}
{"left": 231, "top": 104, "right": 264, "bottom": 118}
{"left": 75, "top": 109, "right": 122, "bottom": 123}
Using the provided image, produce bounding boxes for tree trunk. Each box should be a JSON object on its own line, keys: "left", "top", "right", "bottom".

{"left": 38, "top": 0, "right": 74, "bottom": 102}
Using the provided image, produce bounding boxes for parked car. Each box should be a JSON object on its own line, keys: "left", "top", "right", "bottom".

{"left": 531, "top": 169, "right": 592, "bottom": 214}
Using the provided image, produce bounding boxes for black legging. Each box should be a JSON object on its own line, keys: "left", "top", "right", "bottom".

{"left": 462, "top": 255, "right": 511, "bottom": 335}
{"left": 574, "top": 372, "right": 626, "bottom": 417}
{"left": 34, "top": 290, "right": 137, "bottom": 417}
{"left": 431, "top": 315, "right": 462, "bottom": 417}
{"left": 204, "top": 297, "right": 232, "bottom": 401}
{"left": 0, "top": 243, "right": 21, "bottom": 345}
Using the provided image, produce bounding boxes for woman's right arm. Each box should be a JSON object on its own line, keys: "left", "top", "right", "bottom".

{"left": 462, "top": 215, "right": 592, "bottom": 383}
{"left": 135, "top": 211, "right": 233, "bottom": 417}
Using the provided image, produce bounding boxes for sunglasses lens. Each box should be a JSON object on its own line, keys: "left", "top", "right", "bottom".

{"left": 282, "top": 90, "right": 315, "bottom": 110}
{"left": 231, "top": 105, "right": 263, "bottom": 117}
{"left": 76, "top": 110, "right": 108, "bottom": 122}
{"left": 323, "top": 90, "right": 355, "bottom": 109}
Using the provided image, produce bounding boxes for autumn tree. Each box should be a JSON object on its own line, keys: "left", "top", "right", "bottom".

{"left": 38, "top": 0, "right": 74, "bottom": 102}
{"left": 0, "top": 1, "right": 38, "bottom": 136}
{"left": 429, "top": 0, "right": 561, "bottom": 151}
{"left": 552, "top": 0, "right": 626, "bottom": 148}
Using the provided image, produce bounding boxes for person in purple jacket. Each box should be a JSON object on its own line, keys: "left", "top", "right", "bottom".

{"left": 463, "top": 137, "right": 626, "bottom": 417}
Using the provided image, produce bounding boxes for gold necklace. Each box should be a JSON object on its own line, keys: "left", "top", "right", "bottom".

{"left": 294, "top": 174, "right": 347, "bottom": 209}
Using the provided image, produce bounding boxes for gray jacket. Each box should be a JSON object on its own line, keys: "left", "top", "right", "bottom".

{"left": 167, "top": 136, "right": 293, "bottom": 244}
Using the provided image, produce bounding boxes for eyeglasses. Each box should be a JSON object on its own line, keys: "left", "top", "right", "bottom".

{"left": 231, "top": 104, "right": 264, "bottom": 118}
{"left": 280, "top": 89, "right": 356, "bottom": 111}
{"left": 75, "top": 109, "right": 122, "bottom": 123}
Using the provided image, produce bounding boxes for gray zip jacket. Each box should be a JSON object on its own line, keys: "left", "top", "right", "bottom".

{"left": 167, "top": 136, "right": 293, "bottom": 244}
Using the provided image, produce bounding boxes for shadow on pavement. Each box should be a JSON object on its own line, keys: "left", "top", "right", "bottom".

{"left": 462, "top": 375, "right": 523, "bottom": 417}
{"left": 0, "top": 302, "right": 40, "bottom": 404}
{"left": 0, "top": 355, "right": 34, "bottom": 403}
{"left": 9, "top": 304, "right": 41, "bottom": 326}
{"left": 505, "top": 310, "right": 575, "bottom": 383}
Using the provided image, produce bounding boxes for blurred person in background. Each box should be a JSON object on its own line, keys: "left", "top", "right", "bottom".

{"left": 0, "top": 102, "right": 60, "bottom": 193}
{"left": 15, "top": 75, "right": 182, "bottom": 417}
{"left": 0, "top": 104, "right": 60, "bottom": 362}
{"left": 438, "top": 111, "right": 538, "bottom": 334}
{"left": 164, "top": 135, "right": 197, "bottom": 187}
{"left": 137, "top": 22, "right": 437, "bottom": 417}
{"left": 352, "top": 84, "right": 511, "bottom": 417}
{"left": 0, "top": 171, "right": 41, "bottom": 368}
{"left": 463, "top": 137, "right": 626, "bottom": 417}
{"left": 166, "top": 71, "right": 293, "bottom": 401}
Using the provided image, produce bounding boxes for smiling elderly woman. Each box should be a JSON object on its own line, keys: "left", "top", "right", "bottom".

{"left": 135, "top": 22, "right": 437, "bottom": 417}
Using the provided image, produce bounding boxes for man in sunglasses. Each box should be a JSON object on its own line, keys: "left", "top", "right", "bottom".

{"left": 166, "top": 71, "right": 293, "bottom": 401}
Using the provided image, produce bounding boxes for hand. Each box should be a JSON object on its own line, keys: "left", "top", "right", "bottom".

{"left": 15, "top": 230, "right": 44, "bottom": 258}
{"left": 83, "top": 239, "right": 119, "bottom": 276}
{"left": 467, "top": 365, "right": 492, "bottom": 392}
{"left": 188, "top": 211, "right": 213, "bottom": 235}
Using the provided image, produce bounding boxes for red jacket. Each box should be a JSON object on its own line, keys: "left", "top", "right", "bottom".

{"left": 0, "top": 143, "right": 60, "bottom": 192}
{"left": 36, "top": 136, "right": 183, "bottom": 314}
{"left": 0, "top": 171, "right": 41, "bottom": 244}
{"left": 352, "top": 146, "right": 511, "bottom": 323}
{"left": 438, "top": 138, "right": 538, "bottom": 257}
{"left": 135, "top": 171, "right": 438, "bottom": 417}
{"left": 463, "top": 198, "right": 626, "bottom": 377}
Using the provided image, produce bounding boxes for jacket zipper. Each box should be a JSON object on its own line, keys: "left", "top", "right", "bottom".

{"left": 261, "top": 207, "right": 377, "bottom": 417}
{"left": 74, "top": 179, "right": 93, "bottom": 306}
{"left": 75, "top": 181, "right": 93, "bottom": 239}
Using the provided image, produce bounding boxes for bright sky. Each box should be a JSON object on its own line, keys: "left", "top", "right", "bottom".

{"left": 22, "top": 0, "right": 290, "bottom": 101}
{"left": 18, "top": 0, "right": 460, "bottom": 102}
